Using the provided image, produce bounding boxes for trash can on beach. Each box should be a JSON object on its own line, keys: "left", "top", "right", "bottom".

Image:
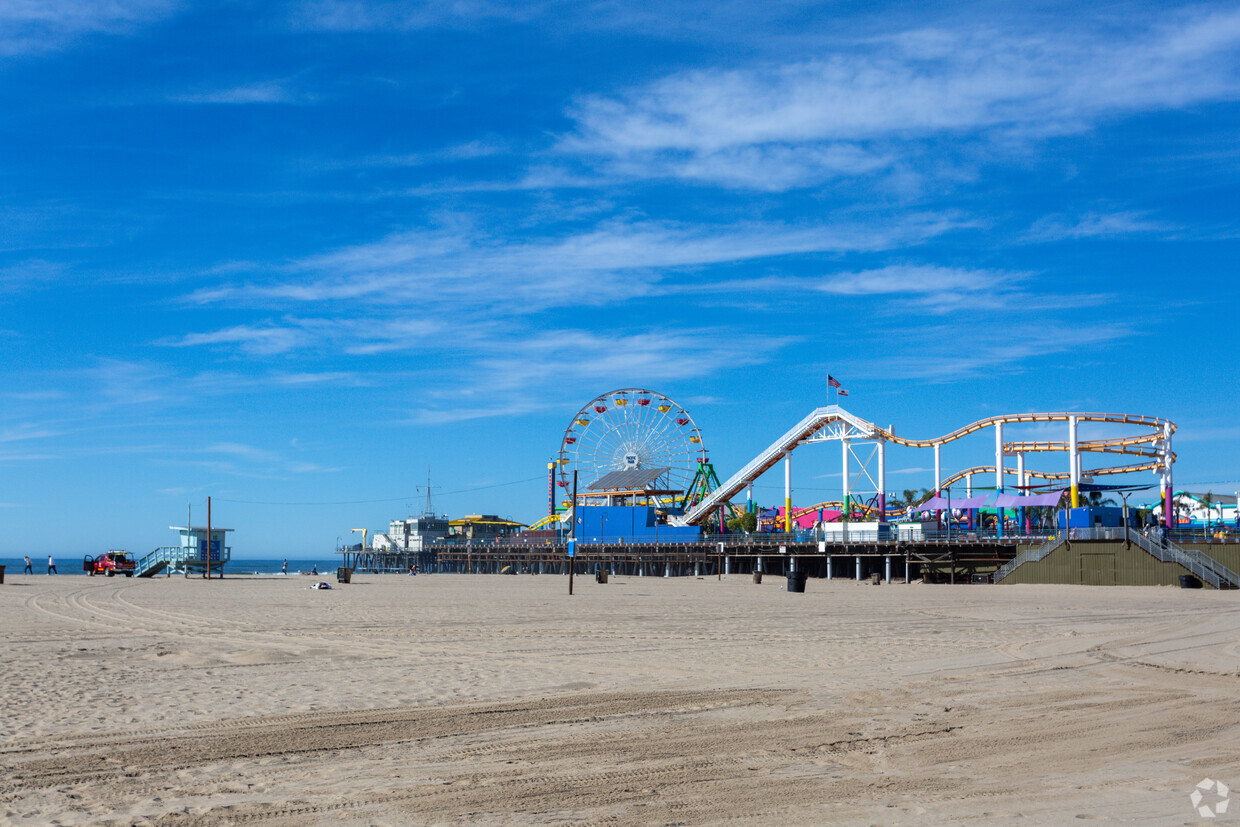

{"left": 337, "top": 567, "right": 353, "bottom": 584}
{"left": 596, "top": 570, "right": 609, "bottom": 584}
{"left": 0, "top": 565, "right": 5, "bottom": 584}
{"left": 786, "top": 570, "right": 807, "bottom": 593}
{"left": 752, "top": 572, "right": 762, "bottom": 584}
{"left": 1179, "top": 574, "right": 1202, "bottom": 589}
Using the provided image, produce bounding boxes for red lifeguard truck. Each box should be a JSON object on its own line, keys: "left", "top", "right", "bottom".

{"left": 83, "top": 550, "right": 136, "bottom": 577}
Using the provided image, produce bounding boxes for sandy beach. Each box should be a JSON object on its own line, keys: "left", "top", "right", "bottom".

{"left": 2, "top": 572, "right": 1238, "bottom": 825}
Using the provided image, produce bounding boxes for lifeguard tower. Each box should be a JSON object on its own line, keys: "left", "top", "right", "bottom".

{"left": 135, "top": 525, "right": 233, "bottom": 577}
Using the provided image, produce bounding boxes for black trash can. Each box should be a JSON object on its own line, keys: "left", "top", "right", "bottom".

{"left": 0, "top": 565, "right": 5, "bottom": 584}
{"left": 1179, "top": 574, "right": 1202, "bottom": 589}
{"left": 596, "top": 570, "right": 609, "bottom": 584}
{"left": 337, "top": 567, "right": 353, "bottom": 584}
{"left": 752, "top": 572, "right": 762, "bottom": 584}
{"left": 786, "top": 570, "right": 808, "bottom": 593}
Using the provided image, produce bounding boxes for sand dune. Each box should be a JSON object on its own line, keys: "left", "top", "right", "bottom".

{"left": 2, "top": 573, "right": 1238, "bottom": 824}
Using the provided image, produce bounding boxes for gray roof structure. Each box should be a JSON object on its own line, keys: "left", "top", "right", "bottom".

{"left": 587, "top": 467, "right": 673, "bottom": 492}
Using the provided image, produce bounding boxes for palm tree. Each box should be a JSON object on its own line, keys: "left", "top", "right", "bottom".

{"left": 1200, "top": 491, "right": 1215, "bottom": 527}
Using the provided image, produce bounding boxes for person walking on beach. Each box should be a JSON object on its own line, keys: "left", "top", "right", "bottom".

{"left": 281, "top": 558, "right": 288, "bottom": 575}
{"left": 23, "top": 555, "right": 33, "bottom": 574}
{"left": 47, "top": 555, "right": 57, "bottom": 574}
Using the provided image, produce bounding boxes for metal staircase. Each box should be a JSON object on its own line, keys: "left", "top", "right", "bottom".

{"left": 136, "top": 547, "right": 177, "bottom": 577}
{"left": 136, "top": 546, "right": 231, "bottom": 577}
{"left": 994, "top": 533, "right": 1066, "bottom": 582}
{"left": 994, "top": 529, "right": 1240, "bottom": 589}
{"left": 1127, "top": 529, "right": 1239, "bottom": 590}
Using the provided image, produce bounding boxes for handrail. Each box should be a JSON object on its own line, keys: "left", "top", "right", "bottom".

{"left": 1128, "top": 529, "right": 1238, "bottom": 590}
{"left": 994, "top": 533, "right": 1066, "bottom": 582}
{"left": 136, "top": 545, "right": 233, "bottom": 577}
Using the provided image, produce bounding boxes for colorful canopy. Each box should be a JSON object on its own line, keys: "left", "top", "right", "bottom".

{"left": 995, "top": 491, "right": 1066, "bottom": 507}
{"left": 917, "top": 494, "right": 991, "bottom": 510}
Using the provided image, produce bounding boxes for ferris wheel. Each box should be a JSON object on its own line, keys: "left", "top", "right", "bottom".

{"left": 556, "top": 389, "right": 707, "bottom": 504}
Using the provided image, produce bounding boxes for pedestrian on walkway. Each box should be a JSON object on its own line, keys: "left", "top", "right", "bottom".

{"left": 47, "top": 555, "right": 57, "bottom": 574}
{"left": 23, "top": 555, "right": 32, "bottom": 574}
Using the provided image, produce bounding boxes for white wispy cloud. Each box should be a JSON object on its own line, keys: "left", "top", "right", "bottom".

{"left": 0, "top": 258, "right": 65, "bottom": 293}
{"left": 163, "top": 316, "right": 448, "bottom": 356}
{"left": 560, "top": 9, "right": 1240, "bottom": 189}
{"left": 171, "top": 81, "right": 307, "bottom": 105}
{"left": 290, "top": 0, "right": 540, "bottom": 31}
{"left": 202, "top": 441, "right": 340, "bottom": 474}
{"left": 1024, "top": 210, "right": 1178, "bottom": 242}
{"left": 184, "top": 212, "right": 965, "bottom": 314}
{"left": 0, "top": 0, "right": 177, "bottom": 56}
{"left": 881, "top": 321, "right": 1131, "bottom": 381}
{"left": 0, "top": 423, "right": 57, "bottom": 443}
{"left": 409, "top": 328, "right": 793, "bottom": 424}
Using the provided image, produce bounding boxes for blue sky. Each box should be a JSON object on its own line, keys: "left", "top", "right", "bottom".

{"left": 3, "top": 1, "right": 1239, "bottom": 556}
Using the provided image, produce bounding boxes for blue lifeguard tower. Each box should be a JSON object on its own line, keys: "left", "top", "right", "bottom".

{"left": 136, "top": 525, "right": 233, "bottom": 577}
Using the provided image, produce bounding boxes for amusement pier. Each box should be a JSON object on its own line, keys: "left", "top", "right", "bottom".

{"left": 333, "top": 389, "right": 1240, "bottom": 590}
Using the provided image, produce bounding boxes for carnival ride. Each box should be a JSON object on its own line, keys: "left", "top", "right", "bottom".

{"left": 555, "top": 388, "right": 709, "bottom": 509}
{"left": 672, "top": 406, "right": 1176, "bottom": 536}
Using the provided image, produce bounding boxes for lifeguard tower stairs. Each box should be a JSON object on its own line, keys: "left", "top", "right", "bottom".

{"left": 137, "top": 525, "right": 233, "bottom": 577}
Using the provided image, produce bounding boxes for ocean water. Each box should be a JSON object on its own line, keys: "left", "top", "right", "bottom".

{"left": 0, "top": 557, "right": 341, "bottom": 577}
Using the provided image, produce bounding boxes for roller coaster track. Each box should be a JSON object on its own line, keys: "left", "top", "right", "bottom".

{"left": 937, "top": 459, "right": 1168, "bottom": 489}
{"left": 528, "top": 513, "right": 563, "bottom": 531}
{"left": 876, "top": 412, "right": 1174, "bottom": 448}
{"left": 788, "top": 500, "right": 899, "bottom": 521}
{"left": 674, "top": 406, "right": 1174, "bottom": 527}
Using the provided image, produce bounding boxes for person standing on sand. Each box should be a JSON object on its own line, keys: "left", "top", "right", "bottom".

{"left": 23, "top": 555, "right": 32, "bottom": 574}
{"left": 47, "top": 555, "right": 57, "bottom": 574}
{"left": 281, "top": 558, "right": 288, "bottom": 575}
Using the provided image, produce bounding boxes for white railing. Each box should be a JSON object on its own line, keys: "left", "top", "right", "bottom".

{"left": 137, "top": 546, "right": 232, "bottom": 576}
{"left": 994, "top": 533, "right": 1066, "bottom": 582}
{"left": 1128, "top": 529, "right": 1238, "bottom": 590}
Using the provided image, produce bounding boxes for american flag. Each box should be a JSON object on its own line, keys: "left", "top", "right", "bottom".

{"left": 827, "top": 375, "right": 841, "bottom": 389}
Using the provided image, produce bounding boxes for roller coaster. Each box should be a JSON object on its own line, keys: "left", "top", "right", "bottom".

{"left": 672, "top": 406, "right": 1175, "bottom": 535}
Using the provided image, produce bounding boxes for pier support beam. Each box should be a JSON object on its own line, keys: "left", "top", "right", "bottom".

{"left": 885, "top": 555, "right": 891, "bottom": 583}
{"left": 855, "top": 555, "right": 862, "bottom": 581}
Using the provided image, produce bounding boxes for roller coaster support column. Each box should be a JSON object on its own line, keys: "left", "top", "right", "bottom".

{"left": 877, "top": 439, "right": 887, "bottom": 524}
{"left": 841, "top": 440, "right": 851, "bottom": 524}
{"left": 934, "top": 443, "right": 942, "bottom": 529}
{"left": 1069, "top": 415, "right": 1080, "bottom": 508}
{"left": 966, "top": 473, "right": 974, "bottom": 529}
{"left": 746, "top": 484, "right": 754, "bottom": 513}
{"left": 1017, "top": 452, "right": 1026, "bottom": 534}
{"left": 994, "top": 421, "right": 1004, "bottom": 539}
{"left": 1162, "top": 422, "right": 1173, "bottom": 527}
{"left": 783, "top": 452, "right": 792, "bottom": 533}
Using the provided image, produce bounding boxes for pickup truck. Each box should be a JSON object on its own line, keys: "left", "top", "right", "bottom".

{"left": 83, "top": 551, "right": 136, "bottom": 577}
